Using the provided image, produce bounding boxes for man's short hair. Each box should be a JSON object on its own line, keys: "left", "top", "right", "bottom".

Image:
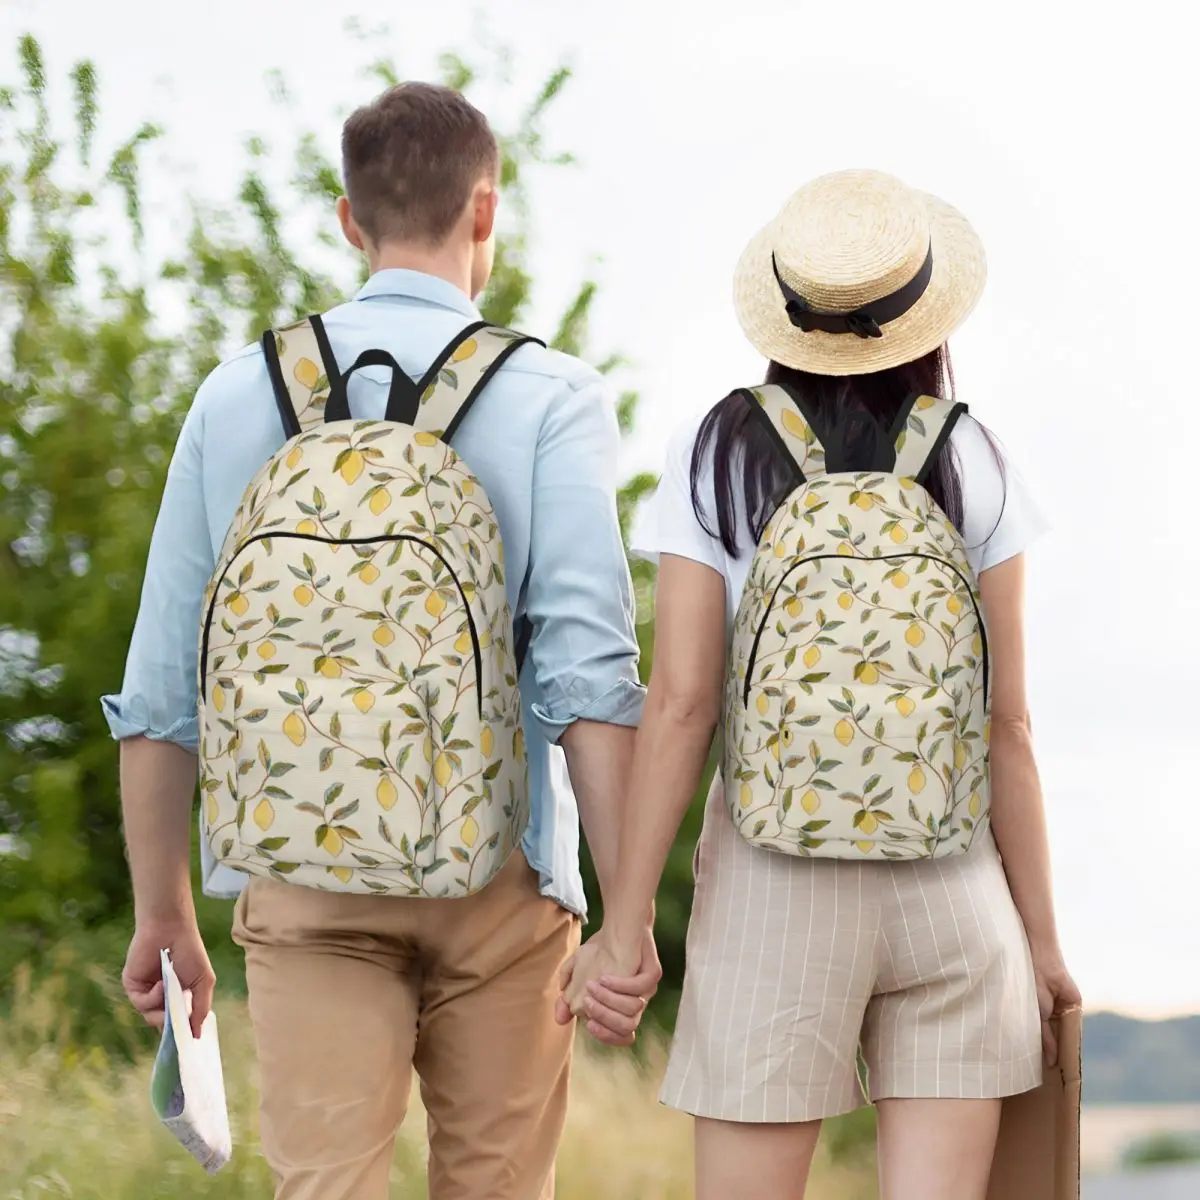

{"left": 341, "top": 82, "right": 499, "bottom": 247}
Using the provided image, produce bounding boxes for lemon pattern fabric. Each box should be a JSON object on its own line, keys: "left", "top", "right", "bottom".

{"left": 198, "top": 318, "right": 538, "bottom": 897}
{"left": 726, "top": 386, "right": 990, "bottom": 860}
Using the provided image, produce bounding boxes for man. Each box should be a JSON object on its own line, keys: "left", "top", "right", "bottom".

{"left": 106, "top": 82, "right": 659, "bottom": 1200}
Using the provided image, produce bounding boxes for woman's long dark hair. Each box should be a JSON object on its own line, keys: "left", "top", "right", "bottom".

{"left": 691, "top": 345, "right": 1001, "bottom": 556}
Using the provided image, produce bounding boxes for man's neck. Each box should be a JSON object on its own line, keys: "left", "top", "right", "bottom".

{"left": 367, "top": 241, "right": 474, "bottom": 300}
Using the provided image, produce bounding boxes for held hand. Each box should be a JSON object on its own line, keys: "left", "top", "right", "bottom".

{"left": 122, "top": 919, "right": 215, "bottom": 1040}
{"left": 1031, "top": 946, "right": 1082, "bottom": 1067}
{"left": 555, "top": 926, "right": 660, "bottom": 1047}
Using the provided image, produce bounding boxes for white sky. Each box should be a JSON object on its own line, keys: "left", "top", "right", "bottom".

{"left": 5, "top": 0, "right": 1198, "bottom": 1016}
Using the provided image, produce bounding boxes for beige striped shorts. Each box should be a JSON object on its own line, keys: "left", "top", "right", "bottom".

{"left": 661, "top": 774, "right": 1043, "bottom": 1123}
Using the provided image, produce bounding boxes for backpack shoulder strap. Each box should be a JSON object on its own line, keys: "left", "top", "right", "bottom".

{"left": 890, "top": 394, "right": 968, "bottom": 484}
{"left": 741, "top": 383, "right": 829, "bottom": 482}
{"left": 262, "top": 315, "right": 346, "bottom": 437}
{"left": 413, "top": 323, "right": 544, "bottom": 441}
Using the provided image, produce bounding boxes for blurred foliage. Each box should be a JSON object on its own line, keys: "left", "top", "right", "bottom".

{"left": 1121, "top": 1131, "right": 1200, "bottom": 1170}
{"left": 0, "top": 31, "right": 719, "bottom": 1047}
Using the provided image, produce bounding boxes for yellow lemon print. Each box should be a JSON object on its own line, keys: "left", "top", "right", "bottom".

{"left": 983, "top": 719, "right": 991, "bottom": 743}
{"left": 257, "top": 641, "right": 277, "bottom": 661}
{"left": 858, "top": 811, "right": 879, "bottom": 835}
{"left": 283, "top": 712, "right": 306, "bottom": 746}
{"left": 969, "top": 791, "right": 982, "bottom": 818}
{"left": 838, "top": 592, "right": 854, "bottom": 611}
{"left": 739, "top": 782, "right": 753, "bottom": 809}
{"left": 425, "top": 590, "right": 447, "bottom": 618}
{"left": 908, "top": 766, "right": 927, "bottom": 794}
{"left": 891, "top": 570, "right": 909, "bottom": 589}
{"left": 339, "top": 450, "right": 365, "bottom": 485}
{"left": 359, "top": 563, "right": 380, "bottom": 585}
{"left": 353, "top": 690, "right": 375, "bottom": 714}
{"left": 803, "top": 645, "right": 821, "bottom": 668}
{"left": 294, "top": 585, "right": 314, "bottom": 606}
{"left": 785, "top": 596, "right": 803, "bottom": 619}
{"left": 954, "top": 741, "right": 967, "bottom": 770}
{"left": 802, "top": 789, "right": 820, "bottom": 815}
{"left": 889, "top": 525, "right": 908, "bottom": 544}
{"left": 293, "top": 357, "right": 320, "bottom": 389}
{"left": 775, "top": 540, "right": 789, "bottom": 558}
{"left": 838, "top": 541, "right": 856, "bottom": 556}
{"left": 770, "top": 738, "right": 781, "bottom": 762}
{"left": 369, "top": 488, "right": 391, "bottom": 516}
{"left": 855, "top": 840, "right": 874, "bottom": 855}
{"left": 225, "top": 592, "right": 249, "bottom": 617}
{"left": 317, "top": 657, "right": 342, "bottom": 679}
{"left": 253, "top": 799, "right": 274, "bottom": 831}
{"left": 899, "top": 477, "right": 915, "bottom": 490}
{"left": 462, "top": 478, "right": 475, "bottom": 497}
{"left": 414, "top": 432, "right": 439, "bottom": 447}
{"left": 422, "top": 735, "right": 434, "bottom": 764}
{"left": 320, "top": 827, "right": 344, "bottom": 857}
{"left": 461, "top": 816, "right": 480, "bottom": 848}
{"left": 331, "top": 866, "right": 353, "bottom": 885}
{"left": 211, "top": 685, "right": 226, "bottom": 714}
{"left": 895, "top": 695, "right": 916, "bottom": 718}
{"left": 854, "top": 494, "right": 874, "bottom": 511}
{"left": 756, "top": 693, "right": 770, "bottom": 716}
{"left": 905, "top": 623, "right": 925, "bottom": 647}
{"left": 478, "top": 628, "right": 492, "bottom": 650}
{"left": 296, "top": 518, "right": 318, "bottom": 535}
{"left": 916, "top": 395, "right": 937, "bottom": 410}
{"left": 376, "top": 776, "right": 398, "bottom": 811}
{"left": 204, "top": 792, "right": 219, "bottom": 826}
{"left": 480, "top": 725, "right": 494, "bottom": 758}
{"left": 972, "top": 634, "right": 983, "bottom": 657}
{"left": 373, "top": 624, "right": 394, "bottom": 647}
{"left": 803, "top": 491, "right": 821, "bottom": 509}
{"left": 451, "top": 337, "right": 479, "bottom": 363}
{"left": 433, "top": 753, "right": 453, "bottom": 788}
{"left": 947, "top": 594, "right": 964, "bottom": 615}
{"left": 285, "top": 446, "right": 303, "bottom": 470}
{"left": 858, "top": 662, "right": 880, "bottom": 685}
{"left": 454, "top": 629, "right": 472, "bottom": 656}
{"left": 781, "top": 408, "right": 808, "bottom": 440}
{"left": 834, "top": 719, "right": 854, "bottom": 746}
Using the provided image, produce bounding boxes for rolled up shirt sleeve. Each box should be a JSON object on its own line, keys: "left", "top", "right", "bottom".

{"left": 100, "top": 391, "right": 217, "bottom": 751}
{"left": 524, "top": 372, "right": 646, "bottom": 742}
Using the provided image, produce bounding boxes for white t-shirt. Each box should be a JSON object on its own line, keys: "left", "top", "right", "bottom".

{"left": 631, "top": 410, "right": 1048, "bottom": 630}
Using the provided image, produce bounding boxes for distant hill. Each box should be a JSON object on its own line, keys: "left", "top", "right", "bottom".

{"left": 1085, "top": 1013, "right": 1200, "bottom": 1104}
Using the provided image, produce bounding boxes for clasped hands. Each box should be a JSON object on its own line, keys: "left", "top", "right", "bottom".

{"left": 554, "top": 925, "right": 661, "bottom": 1047}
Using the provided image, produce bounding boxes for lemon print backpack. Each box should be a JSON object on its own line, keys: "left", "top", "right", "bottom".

{"left": 725, "top": 385, "right": 990, "bottom": 861}
{"left": 198, "top": 315, "right": 541, "bottom": 897}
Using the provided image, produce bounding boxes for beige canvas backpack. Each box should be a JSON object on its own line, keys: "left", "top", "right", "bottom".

{"left": 725, "top": 384, "right": 990, "bottom": 860}
{"left": 198, "top": 315, "right": 539, "bottom": 897}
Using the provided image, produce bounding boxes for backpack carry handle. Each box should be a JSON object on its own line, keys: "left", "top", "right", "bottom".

{"left": 324, "top": 349, "right": 422, "bottom": 426}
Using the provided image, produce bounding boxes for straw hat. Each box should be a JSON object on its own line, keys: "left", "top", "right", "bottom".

{"left": 733, "top": 169, "right": 986, "bottom": 376}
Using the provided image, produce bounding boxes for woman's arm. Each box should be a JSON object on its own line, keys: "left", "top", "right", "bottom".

{"left": 979, "top": 553, "right": 1081, "bottom": 1060}
{"left": 561, "top": 553, "right": 726, "bottom": 1010}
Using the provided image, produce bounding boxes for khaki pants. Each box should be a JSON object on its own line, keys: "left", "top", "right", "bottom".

{"left": 232, "top": 851, "right": 581, "bottom": 1200}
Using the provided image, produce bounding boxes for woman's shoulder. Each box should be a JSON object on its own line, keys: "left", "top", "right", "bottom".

{"left": 948, "top": 412, "right": 1049, "bottom": 572}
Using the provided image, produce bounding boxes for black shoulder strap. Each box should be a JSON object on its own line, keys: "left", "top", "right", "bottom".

{"left": 413, "top": 324, "right": 543, "bottom": 441}
{"left": 262, "top": 315, "right": 345, "bottom": 437}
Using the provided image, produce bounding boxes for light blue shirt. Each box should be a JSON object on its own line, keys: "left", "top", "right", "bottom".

{"left": 102, "top": 269, "right": 645, "bottom": 917}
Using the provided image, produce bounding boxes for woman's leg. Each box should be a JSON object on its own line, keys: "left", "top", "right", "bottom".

{"left": 875, "top": 1098, "right": 1001, "bottom": 1200}
{"left": 695, "top": 1117, "right": 823, "bottom": 1200}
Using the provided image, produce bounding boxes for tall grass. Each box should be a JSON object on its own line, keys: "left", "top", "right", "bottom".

{"left": 1, "top": 965, "right": 877, "bottom": 1198}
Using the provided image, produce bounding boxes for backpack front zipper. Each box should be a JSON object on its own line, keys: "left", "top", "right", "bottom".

{"left": 742, "top": 551, "right": 989, "bottom": 707}
{"left": 200, "top": 531, "right": 484, "bottom": 718}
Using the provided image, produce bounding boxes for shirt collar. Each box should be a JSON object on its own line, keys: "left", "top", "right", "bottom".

{"left": 354, "top": 269, "right": 482, "bottom": 320}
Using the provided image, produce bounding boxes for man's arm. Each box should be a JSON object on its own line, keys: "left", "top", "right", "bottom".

{"left": 522, "top": 370, "right": 646, "bottom": 909}
{"left": 104, "top": 398, "right": 218, "bottom": 1037}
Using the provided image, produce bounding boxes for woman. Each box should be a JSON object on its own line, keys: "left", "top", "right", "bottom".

{"left": 562, "top": 170, "right": 1080, "bottom": 1200}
